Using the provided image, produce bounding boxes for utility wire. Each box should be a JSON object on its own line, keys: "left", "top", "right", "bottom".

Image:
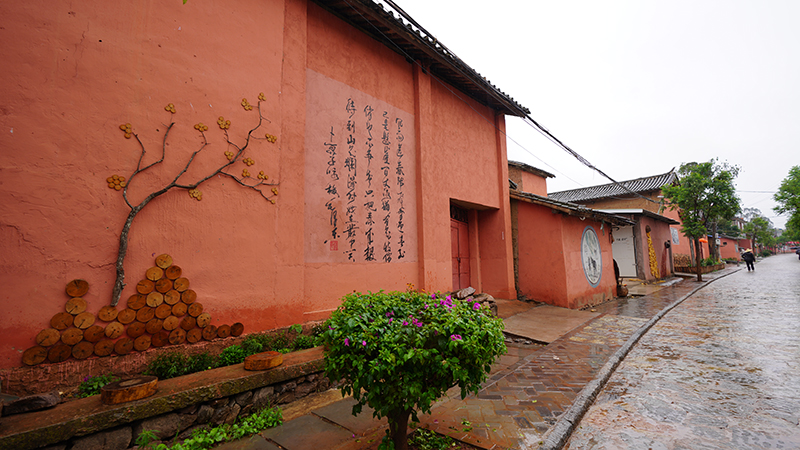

{"left": 349, "top": 0, "right": 658, "bottom": 204}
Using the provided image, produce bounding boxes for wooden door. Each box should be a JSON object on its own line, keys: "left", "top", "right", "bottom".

{"left": 450, "top": 219, "right": 470, "bottom": 290}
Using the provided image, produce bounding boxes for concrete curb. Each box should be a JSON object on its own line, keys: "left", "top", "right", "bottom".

{"left": 538, "top": 269, "right": 740, "bottom": 450}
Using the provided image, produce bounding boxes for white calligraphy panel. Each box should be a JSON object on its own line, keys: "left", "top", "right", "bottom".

{"left": 304, "top": 70, "right": 417, "bottom": 263}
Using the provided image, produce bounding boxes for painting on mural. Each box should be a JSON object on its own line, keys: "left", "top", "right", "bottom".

{"left": 304, "top": 70, "right": 418, "bottom": 264}
{"left": 581, "top": 226, "right": 602, "bottom": 287}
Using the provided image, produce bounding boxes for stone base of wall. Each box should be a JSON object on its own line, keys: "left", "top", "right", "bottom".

{"left": 0, "top": 347, "right": 328, "bottom": 450}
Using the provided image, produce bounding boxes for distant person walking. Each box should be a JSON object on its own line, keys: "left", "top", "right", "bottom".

{"left": 742, "top": 248, "right": 756, "bottom": 271}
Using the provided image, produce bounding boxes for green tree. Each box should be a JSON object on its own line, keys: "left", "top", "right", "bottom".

{"left": 744, "top": 215, "right": 776, "bottom": 252}
{"left": 321, "top": 291, "right": 506, "bottom": 450}
{"left": 662, "top": 160, "right": 741, "bottom": 281}
{"left": 774, "top": 166, "right": 800, "bottom": 241}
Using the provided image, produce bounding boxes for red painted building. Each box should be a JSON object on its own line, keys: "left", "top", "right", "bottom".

{"left": 0, "top": 0, "right": 527, "bottom": 371}
{"left": 509, "top": 162, "right": 631, "bottom": 309}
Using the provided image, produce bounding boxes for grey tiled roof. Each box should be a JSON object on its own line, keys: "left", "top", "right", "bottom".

{"left": 548, "top": 170, "right": 677, "bottom": 203}
{"left": 510, "top": 190, "right": 634, "bottom": 226}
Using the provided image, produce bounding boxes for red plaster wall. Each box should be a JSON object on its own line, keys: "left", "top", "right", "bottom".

{"left": 560, "top": 219, "right": 615, "bottom": 309}
{"left": 0, "top": 0, "right": 517, "bottom": 370}
{"left": 515, "top": 204, "right": 568, "bottom": 303}
{"left": 719, "top": 237, "right": 741, "bottom": 260}
{"left": 515, "top": 203, "right": 613, "bottom": 309}
{"left": 0, "top": 0, "right": 290, "bottom": 369}
{"left": 508, "top": 166, "right": 548, "bottom": 197}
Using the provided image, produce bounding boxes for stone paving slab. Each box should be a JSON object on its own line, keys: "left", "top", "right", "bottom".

{"left": 565, "top": 256, "right": 799, "bottom": 449}
{"left": 259, "top": 414, "right": 354, "bottom": 449}
{"left": 503, "top": 306, "right": 600, "bottom": 344}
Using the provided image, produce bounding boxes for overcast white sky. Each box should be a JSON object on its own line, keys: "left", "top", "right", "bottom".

{"left": 388, "top": 0, "right": 798, "bottom": 229}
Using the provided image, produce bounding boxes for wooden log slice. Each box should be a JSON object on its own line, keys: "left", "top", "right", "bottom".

{"left": 65, "top": 297, "right": 87, "bottom": 315}
{"left": 181, "top": 289, "right": 197, "bottom": 305}
{"left": 145, "top": 266, "right": 164, "bottom": 281}
{"left": 101, "top": 376, "right": 157, "bottom": 405}
{"left": 202, "top": 325, "right": 218, "bottom": 341}
{"left": 22, "top": 346, "right": 48, "bottom": 366}
{"left": 48, "top": 344, "right": 72, "bottom": 363}
{"left": 186, "top": 328, "right": 202, "bottom": 344}
{"left": 114, "top": 337, "right": 133, "bottom": 355}
{"left": 74, "top": 311, "right": 96, "bottom": 329}
{"left": 61, "top": 328, "right": 84, "bottom": 345}
{"left": 151, "top": 330, "right": 170, "bottom": 347}
{"left": 94, "top": 339, "right": 115, "bottom": 357}
{"left": 136, "top": 279, "right": 155, "bottom": 295}
{"left": 133, "top": 335, "right": 151, "bottom": 352}
{"left": 136, "top": 306, "right": 155, "bottom": 323}
{"left": 50, "top": 312, "right": 74, "bottom": 330}
{"left": 164, "top": 290, "right": 181, "bottom": 305}
{"left": 165, "top": 265, "right": 182, "bottom": 280}
{"left": 127, "top": 294, "right": 146, "bottom": 310}
{"left": 216, "top": 324, "right": 231, "bottom": 339}
{"left": 36, "top": 328, "right": 61, "bottom": 347}
{"left": 180, "top": 316, "right": 196, "bottom": 331}
{"left": 105, "top": 321, "right": 124, "bottom": 339}
{"left": 98, "top": 306, "right": 119, "bottom": 322}
{"left": 127, "top": 322, "right": 146, "bottom": 339}
{"left": 146, "top": 291, "right": 164, "bottom": 307}
{"left": 168, "top": 328, "right": 186, "bottom": 345}
{"left": 118, "top": 308, "right": 137, "bottom": 325}
{"left": 173, "top": 277, "right": 190, "bottom": 292}
{"left": 145, "top": 318, "right": 163, "bottom": 334}
{"left": 230, "top": 323, "right": 244, "bottom": 337}
{"left": 187, "top": 302, "right": 203, "bottom": 318}
{"left": 65, "top": 279, "right": 89, "bottom": 297}
{"left": 155, "top": 303, "right": 172, "bottom": 319}
{"left": 196, "top": 312, "right": 211, "bottom": 328}
{"left": 72, "top": 341, "right": 95, "bottom": 360}
{"left": 83, "top": 325, "right": 106, "bottom": 343}
{"left": 171, "top": 302, "right": 187, "bottom": 317}
{"left": 162, "top": 316, "right": 180, "bottom": 331}
{"left": 244, "top": 351, "right": 283, "bottom": 371}
{"left": 155, "top": 278, "right": 173, "bottom": 294}
{"left": 155, "top": 254, "right": 173, "bottom": 269}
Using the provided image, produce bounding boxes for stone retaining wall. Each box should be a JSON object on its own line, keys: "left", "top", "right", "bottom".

{"left": 0, "top": 347, "right": 328, "bottom": 450}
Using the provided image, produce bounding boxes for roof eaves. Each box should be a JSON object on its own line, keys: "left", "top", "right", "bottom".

{"left": 312, "top": 0, "right": 530, "bottom": 117}
{"left": 510, "top": 190, "right": 634, "bottom": 226}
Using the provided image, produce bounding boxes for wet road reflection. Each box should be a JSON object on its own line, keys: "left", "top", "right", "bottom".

{"left": 566, "top": 254, "right": 800, "bottom": 449}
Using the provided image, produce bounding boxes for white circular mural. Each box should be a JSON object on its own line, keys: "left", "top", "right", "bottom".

{"left": 581, "top": 226, "right": 602, "bottom": 287}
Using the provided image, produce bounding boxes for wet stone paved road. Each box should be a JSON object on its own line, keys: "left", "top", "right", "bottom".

{"left": 566, "top": 254, "right": 800, "bottom": 450}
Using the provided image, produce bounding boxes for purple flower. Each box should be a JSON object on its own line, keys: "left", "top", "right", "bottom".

{"left": 431, "top": 293, "right": 436, "bottom": 299}
{"left": 362, "top": 340, "right": 367, "bottom": 346}
{"left": 344, "top": 338, "right": 350, "bottom": 346}
{"left": 473, "top": 302, "right": 481, "bottom": 310}
{"left": 450, "top": 334, "right": 462, "bottom": 341}
{"left": 389, "top": 318, "right": 393, "bottom": 323}
{"left": 403, "top": 321, "right": 409, "bottom": 326}
{"left": 386, "top": 311, "right": 394, "bottom": 317}
{"left": 424, "top": 304, "right": 429, "bottom": 309}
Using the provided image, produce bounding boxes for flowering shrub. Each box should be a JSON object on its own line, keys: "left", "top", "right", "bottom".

{"left": 321, "top": 291, "right": 506, "bottom": 450}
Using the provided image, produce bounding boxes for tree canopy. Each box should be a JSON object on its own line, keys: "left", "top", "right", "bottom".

{"left": 662, "top": 160, "right": 741, "bottom": 280}
{"left": 774, "top": 166, "right": 800, "bottom": 241}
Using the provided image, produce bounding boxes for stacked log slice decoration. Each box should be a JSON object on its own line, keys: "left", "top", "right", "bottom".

{"left": 22, "top": 256, "right": 245, "bottom": 366}
{"left": 186, "top": 328, "right": 203, "bottom": 343}
{"left": 94, "top": 339, "right": 115, "bottom": 357}
{"left": 101, "top": 376, "right": 158, "bottom": 405}
{"left": 36, "top": 329, "right": 61, "bottom": 347}
{"left": 84, "top": 325, "right": 106, "bottom": 343}
{"left": 98, "top": 305, "right": 119, "bottom": 322}
{"left": 244, "top": 351, "right": 283, "bottom": 371}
